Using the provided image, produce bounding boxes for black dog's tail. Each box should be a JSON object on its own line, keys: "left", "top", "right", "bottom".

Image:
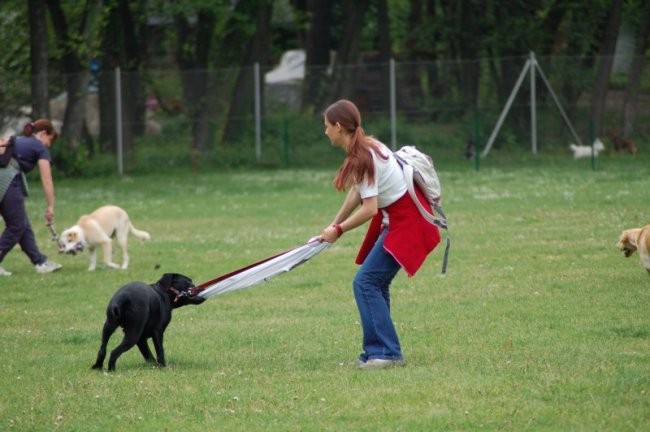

{"left": 109, "top": 298, "right": 132, "bottom": 321}
{"left": 109, "top": 303, "right": 121, "bottom": 320}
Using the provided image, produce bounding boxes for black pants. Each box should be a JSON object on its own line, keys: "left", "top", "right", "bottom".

{"left": 0, "top": 176, "right": 45, "bottom": 266}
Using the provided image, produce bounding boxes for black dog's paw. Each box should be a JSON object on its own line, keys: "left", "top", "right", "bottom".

{"left": 91, "top": 363, "right": 103, "bottom": 370}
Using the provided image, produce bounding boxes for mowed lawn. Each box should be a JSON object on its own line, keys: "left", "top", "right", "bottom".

{"left": 0, "top": 153, "right": 648, "bottom": 431}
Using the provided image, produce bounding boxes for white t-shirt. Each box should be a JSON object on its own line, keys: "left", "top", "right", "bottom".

{"left": 357, "top": 141, "right": 406, "bottom": 209}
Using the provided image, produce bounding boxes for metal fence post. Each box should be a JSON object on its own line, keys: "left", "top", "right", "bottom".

{"left": 530, "top": 52, "right": 537, "bottom": 155}
{"left": 254, "top": 62, "right": 262, "bottom": 162}
{"left": 589, "top": 119, "right": 596, "bottom": 171}
{"left": 475, "top": 114, "right": 481, "bottom": 172}
{"left": 115, "top": 67, "right": 123, "bottom": 176}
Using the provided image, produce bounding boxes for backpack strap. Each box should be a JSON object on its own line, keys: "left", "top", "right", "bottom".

{"left": 402, "top": 163, "right": 447, "bottom": 228}
{"left": 432, "top": 203, "right": 450, "bottom": 274}
{"left": 402, "top": 163, "right": 450, "bottom": 274}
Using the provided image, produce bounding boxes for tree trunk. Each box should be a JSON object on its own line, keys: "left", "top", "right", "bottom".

{"left": 98, "top": 66, "right": 116, "bottom": 153}
{"left": 456, "top": 0, "right": 480, "bottom": 108}
{"left": 401, "top": 0, "right": 429, "bottom": 117}
{"left": 622, "top": 0, "right": 650, "bottom": 137}
{"left": 221, "top": 0, "right": 274, "bottom": 147}
{"left": 327, "top": 0, "right": 370, "bottom": 103}
{"left": 175, "top": 9, "right": 217, "bottom": 161}
{"left": 47, "top": 0, "right": 97, "bottom": 149}
{"left": 98, "top": 0, "right": 147, "bottom": 154}
{"left": 589, "top": 0, "right": 623, "bottom": 136}
{"left": 377, "top": 0, "right": 392, "bottom": 112}
{"left": 99, "top": 1, "right": 120, "bottom": 153}
{"left": 301, "top": 0, "right": 333, "bottom": 112}
{"left": 28, "top": 0, "right": 49, "bottom": 119}
{"left": 119, "top": 0, "right": 144, "bottom": 141}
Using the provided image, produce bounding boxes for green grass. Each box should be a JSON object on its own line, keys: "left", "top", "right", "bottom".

{"left": 1, "top": 150, "right": 649, "bottom": 431}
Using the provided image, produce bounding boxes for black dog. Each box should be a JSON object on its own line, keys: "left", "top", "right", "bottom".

{"left": 92, "top": 273, "right": 205, "bottom": 372}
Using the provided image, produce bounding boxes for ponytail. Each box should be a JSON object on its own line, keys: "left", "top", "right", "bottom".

{"left": 325, "top": 100, "right": 386, "bottom": 191}
{"left": 22, "top": 119, "right": 59, "bottom": 143}
{"left": 22, "top": 122, "right": 36, "bottom": 136}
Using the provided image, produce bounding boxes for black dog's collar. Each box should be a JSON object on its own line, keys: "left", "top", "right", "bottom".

{"left": 158, "top": 282, "right": 193, "bottom": 304}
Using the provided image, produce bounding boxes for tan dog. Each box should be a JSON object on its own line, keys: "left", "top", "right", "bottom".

{"left": 59, "top": 205, "right": 151, "bottom": 271}
{"left": 617, "top": 225, "right": 650, "bottom": 275}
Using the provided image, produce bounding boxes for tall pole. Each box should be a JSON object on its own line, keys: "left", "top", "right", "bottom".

{"left": 254, "top": 63, "right": 262, "bottom": 162}
{"left": 474, "top": 114, "right": 480, "bottom": 171}
{"left": 589, "top": 119, "right": 596, "bottom": 171}
{"left": 530, "top": 52, "right": 537, "bottom": 155}
{"left": 115, "top": 67, "right": 123, "bottom": 176}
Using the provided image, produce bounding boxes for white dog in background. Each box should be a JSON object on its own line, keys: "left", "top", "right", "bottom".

{"left": 569, "top": 138, "right": 605, "bottom": 159}
{"left": 59, "top": 205, "right": 151, "bottom": 271}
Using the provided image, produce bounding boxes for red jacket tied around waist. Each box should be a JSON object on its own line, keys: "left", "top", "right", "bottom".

{"left": 355, "top": 186, "right": 440, "bottom": 276}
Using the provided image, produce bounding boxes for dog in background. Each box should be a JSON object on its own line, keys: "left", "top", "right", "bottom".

{"left": 609, "top": 133, "right": 637, "bottom": 155}
{"left": 569, "top": 138, "right": 605, "bottom": 159}
{"left": 463, "top": 139, "right": 476, "bottom": 160}
{"left": 92, "top": 273, "right": 206, "bottom": 372}
{"left": 59, "top": 205, "right": 150, "bottom": 271}
{"left": 617, "top": 225, "right": 650, "bottom": 275}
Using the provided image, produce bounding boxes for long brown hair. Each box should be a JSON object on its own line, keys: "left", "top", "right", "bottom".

{"left": 23, "top": 119, "right": 59, "bottom": 143}
{"left": 324, "top": 99, "right": 387, "bottom": 191}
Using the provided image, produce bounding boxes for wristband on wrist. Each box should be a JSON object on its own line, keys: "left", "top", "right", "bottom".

{"left": 333, "top": 223, "right": 344, "bottom": 237}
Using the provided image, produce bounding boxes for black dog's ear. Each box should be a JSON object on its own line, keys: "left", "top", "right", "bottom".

{"left": 157, "top": 273, "right": 194, "bottom": 291}
{"left": 157, "top": 273, "right": 175, "bottom": 289}
{"left": 171, "top": 273, "right": 194, "bottom": 291}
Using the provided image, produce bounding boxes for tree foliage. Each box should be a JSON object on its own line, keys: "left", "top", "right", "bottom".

{"left": 0, "top": 0, "right": 647, "bottom": 156}
{"left": 0, "top": 0, "right": 31, "bottom": 120}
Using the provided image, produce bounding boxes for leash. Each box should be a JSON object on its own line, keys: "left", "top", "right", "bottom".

{"left": 46, "top": 222, "right": 61, "bottom": 244}
{"left": 189, "top": 243, "right": 309, "bottom": 297}
{"left": 190, "top": 238, "right": 329, "bottom": 299}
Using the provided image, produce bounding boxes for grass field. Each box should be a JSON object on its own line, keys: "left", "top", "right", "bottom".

{"left": 1, "top": 150, "right": 649, "bottom": 431}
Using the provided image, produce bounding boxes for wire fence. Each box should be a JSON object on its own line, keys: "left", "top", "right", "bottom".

{"left": 1, "top": 53, "right": 648, "bottom": 174}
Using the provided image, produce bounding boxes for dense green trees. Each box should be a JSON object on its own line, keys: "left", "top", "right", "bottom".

{"left": 0, "top": 0, "right": 647, "bottom": 154}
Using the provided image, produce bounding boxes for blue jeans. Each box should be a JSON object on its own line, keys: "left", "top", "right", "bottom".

{"left": 353, "top": 229, "right": 403, "bottom": 362}
{"left": 0, "top": 176, "right": 46, "bottom": 265}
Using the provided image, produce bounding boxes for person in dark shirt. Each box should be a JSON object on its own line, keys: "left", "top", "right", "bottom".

{"left": 0, "top": 119, "right": 63, "bottom": 275}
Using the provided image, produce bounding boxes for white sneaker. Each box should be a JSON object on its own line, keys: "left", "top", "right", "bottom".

{"left": 358, "top": 358, "right": 405, "bottom": 370}
{"left": 35, "top": 261, "right": 62, "bottom": 274}
{"left": 0, "top": 266, "right": 12, "bottom": 276}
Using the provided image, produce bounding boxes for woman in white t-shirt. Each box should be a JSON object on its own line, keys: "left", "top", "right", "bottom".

{"left": 320, "top": 99, "right": 440, "bottom": 369}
